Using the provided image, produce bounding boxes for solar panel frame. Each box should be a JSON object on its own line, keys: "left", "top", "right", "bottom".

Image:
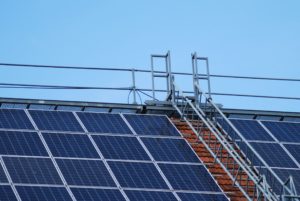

{"left": 224, "top": 118, "right": 275, "bottom": 141}
{"left": 158, "top": 163, "right": 222, "bottom": 192}
{"left": 141, "top": 137, "right": 200, "bottom": 163}
{"left": 108, "top": 161, "right": 169, "bottom": 189}
{"left": 56, "top": 159, "right": 116, "bottom": 187}
{"left": 0, "top": 109, "right": 34, "bottom": 130}
{"left": 16, "top": 186, "right": 73, "bottom": 201}
{"left": 177, "top": 192, "right": 229, "bottom": 201}
{"left": 3, "top": 157, "right": 63, "bottom": 185}
{"left": 76, "top": 112, "right": 133, "bottom": 134}
{"left": 0, "top": 131, "right": 48, "bottom": 156}
{"left": 283, "top": 144, "right": 300, "bottom": 164}
{"left": 92, "top": 135, "right": 150, "bottom": 161}
{"left": 71, "top": 188, "right": 126, "bottom": 201}
{"left": 262, "top": 121, "right": 300, "bottom": 143}
{"left": 42, "top": 132, "right": 99, "bottom": 158}
{"left": 125, "top": 190, "right": 177, "bottom": 201}
{"left": 123, "top": 114, "right": 181, "bottom": 136}
{"left": 0, "top": 162, "right": 8, "bottom": 183}
{"left": 29, "top": 110, "right": 84, "bottom": 132}
{"left": 249, "top": 142, "right": 298, "bottom": 168}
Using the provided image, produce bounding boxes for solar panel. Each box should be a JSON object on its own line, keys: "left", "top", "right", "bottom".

{"left": 29, "top": 110, "right": 84, "bottom": 132}
{"left": 125, "top": 190, "right": 177, "bottom": 201}
{"left": 250, "top": 142, "right": 298, "bottom": 168}
{"left": 56, "top": 159, "right": 115, "bottom": 187}
{"left": 0, "top": 163, "right": 8, "bottom": 183}
{"left": 284, "top": 144, "right": 300, "bottom": 164}
{"left": 0, "top": 185, "right": 18, "bottom": 201}
{"left": 159, "top": 164, "right": 221, "bottom": 191}
{"left": 77, "top": 112, "right": 132, "bottom": 134}
{"left": 0, "top": 109, "right": 34, "bottom": 130}
{"left": 273, "top": 168, "right": 300, "bottom": 193}
{"left": 124, "top": 114, "right": 180, "bottom": 136}
{"left": 177, "top": 193, "right": 229, "bottom": 201}
{"left": 3, "top": 157, "right": 62, "bottom": 184}
{"left": 71, "top": 188, "right": 126, "bottom": 201}
{"left": 42, "top": 133, "right": 99, "bottom": 158}
{"left": 0, "top": 131, "right": 48, "bottom": 156}
{"left": 141, "top": 137, "right": 199, "bottom": 163}
{"left": 262, "top": 121, "right": 300, "bottom": 143}
{"left": 92, "top": 135, "right": 150, "bottom": 160}
{"left": 108, "top": 161, "right": 168, "bottom": 189}
{"left": 16, "top": 186, "right": 72, "bottom": 201}
{"left": 228, "top": 119, "right": 274, "bottom": 141}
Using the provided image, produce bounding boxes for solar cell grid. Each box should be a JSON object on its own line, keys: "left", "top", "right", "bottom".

{"left": 159, "top": 164, "right": 221, "bottom": 191}
{"left": 141, "top": 137, "right": 199, "bottom": 163}
{"left": 177, "top": 193, "right": 229, "bottom": 201}
{"left": 228, "top": 119, "right": 274, "bottom": 141}
{"left": 16, "top": 186, "right": 72, "bottom": 201}
{"left": 3, "top": 157, "right": 62, "bottom": 184}
{"left": 108, "top": 161, "right": 169, "bottom": 189}
{"left": 0, "top": 185, "right": 18, "bottom": 201}
{"left": 0, "top": 109, "right": 34, "bottom": 130}
{"left": 284, "top": 144, "right": 300, "bottom": 164}
{"left": 124, "top": 114, "right": 180, "bottom": 136}
{"left": 77, "top": 112, "right": 132, "bottom": 134}
{"left": 125, "top": 190, "right": 177, "bottom": 201}
{"left": 250, "top": 142, "right": 298, "bottom": 168}
{"left": 92, "top": 135, "right": 150, "bottom": 160}
{"left": 0, "top": 163, "right": 8, "bottom": 183}
{"left": 56, "top": 159, "right": 116, "bottom": 187}
{"left": 29, "top": 110, "right": 84, "bottom": 132}
{"left": 71, "top": 188, "right": 126, "bottom": 201}
{"left": 262, "top": 121, "right": 300, "bottom": 143}
{"left": 0, "top": 131, "right": 48, "bottom": 156}
{"left": 43, "top": 133, "right": 99, "bottom": 158}
{"left": 273, "top": 168, "right": 300, "bottom": 193}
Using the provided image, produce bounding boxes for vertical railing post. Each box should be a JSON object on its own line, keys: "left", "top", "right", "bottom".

{"left": 131, "top": 68, "right": 137, "bottom": 104}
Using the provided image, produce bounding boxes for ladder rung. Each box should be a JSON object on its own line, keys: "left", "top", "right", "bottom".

{"left": 196, "top": 76, "right": 209, "bottom": 80}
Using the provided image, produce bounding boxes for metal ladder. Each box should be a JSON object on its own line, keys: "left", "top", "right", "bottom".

{"left": 151, "top": 51, "right": 173, "bottom": 101}
{"left": 168, "top": 53, "right": 300, "bottom": 201}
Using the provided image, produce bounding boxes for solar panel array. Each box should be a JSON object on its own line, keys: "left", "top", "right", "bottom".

{"left": 219, "top": 118, "right": 300, "bottom": 194}
{"left": 0, "top": 109, "right": 228, "bottom": 201}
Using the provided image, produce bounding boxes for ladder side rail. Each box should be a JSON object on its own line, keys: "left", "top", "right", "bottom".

{"left": 172, "top": 82, "right": 277, "bottom": 201}
{"left": 194, "top": 83, "right": 297, "bottom": 199}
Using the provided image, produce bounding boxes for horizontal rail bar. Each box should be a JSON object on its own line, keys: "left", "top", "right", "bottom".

{"left": 0, "top": 62, "right": 299, "bottom": 82}
{"left": 211, "top": 93, "right": 300, "bottom": 101}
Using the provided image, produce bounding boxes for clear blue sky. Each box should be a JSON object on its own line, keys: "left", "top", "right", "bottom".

{"left": 0, "top": 1, "right": 299, "bottom": 112}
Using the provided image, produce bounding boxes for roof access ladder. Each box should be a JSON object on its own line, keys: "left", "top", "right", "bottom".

{"left": 169, "top": 53, "right": 300, "bottom": 201}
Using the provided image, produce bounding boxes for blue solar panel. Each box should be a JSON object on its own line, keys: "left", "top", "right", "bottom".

{"left": 0, "top": 109, "right": 34, "bottom": 130}
{"left": 0, "top": 131, "right": 48, "bottom": 156}
{"left": 17, "top": 186, "right": 72, "bottom": 201}
{"left": 250, "top": 142, "right": 298, "bottom": 168}
{"left": 29, "top": 110, "right": 84, "bottom": 132}
{"left": 273, "top": 168, "right": 300, "bottom": 193}
{"left": 71, "top": 188, "right": 126, "bottom": 201}
{"left": 262, "top": 121, "right": 300, "bottom": 143}
{"left": 178, "top": 193, "right": 228, "bottom": 201}
{"left": 124, "top": 114, "right": 180, "bottom": 136}
{"left": 284, "top": 144, "right": 300, "bottom": 164}
{"left": 57, "top": 159, "right": 115, "bottom": 187}
{"left": 227, "top": 119, "right": 274, "bottom": 141}
{"left": 0, "top": 185, "right": 18, "bottom": 201}
{"left": 3, "top": 157, "right": 62, "bottom": 184}
{"left": 0, "top": 163, "right": 8, "bottom": 183}
{"left": 77, "top": 112, "right": 132, "bottom": 134}
{"left": 43, "top": 133, "right": 99, "bottom": 158}
{"left": 125, "top": 190, "right": 177, "bottom": 201}
{"left": 159, "top": 164, "right": 221, "bottom": 191}
{"left": 92, "top": 135, "right": 150, "bottom": 160}
{"left": 108, "top": 161, "right": 168, "bottom": 189}
{"left": 141, "top": 138, "right": 199, "bottom": 163}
